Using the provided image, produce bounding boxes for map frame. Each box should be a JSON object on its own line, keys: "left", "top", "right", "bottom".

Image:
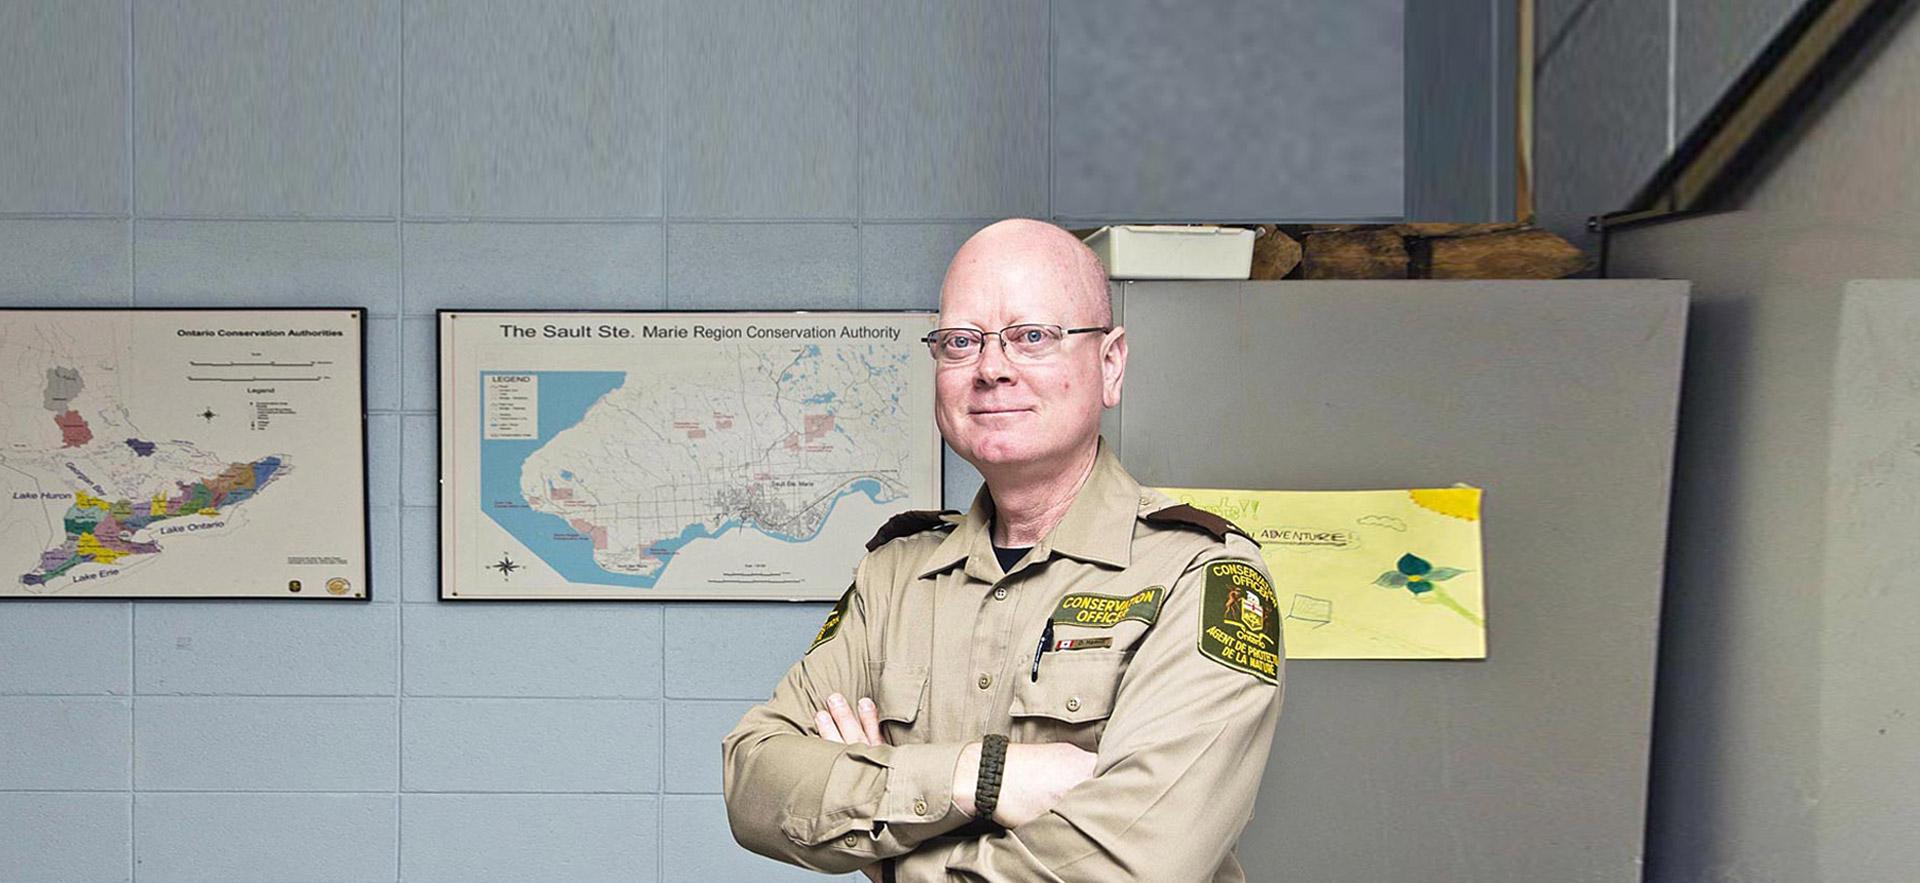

{"left": 0, "top": 306, "right": 371, "bottom": 601}
{"left": 437, "top": 309, "right": 945, "bottom": 602}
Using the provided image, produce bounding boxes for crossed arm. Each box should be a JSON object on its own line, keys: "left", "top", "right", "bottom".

{"left": 722, "top": 552, "right": 1284, "bottom": 882}
{"left": 810, "top": 692, "right": 1097, "bottom": 881}
{"left": 719, "top": 579, "right": 1099, "bottom": 878}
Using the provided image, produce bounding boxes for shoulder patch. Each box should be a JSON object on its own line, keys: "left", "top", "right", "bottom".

{"left": 807, "top": 587, "right": 853, "bottom": 655}
{"left": 1197, "top": 560, "right": 1281, "bottom": 683}
{"left": 865, "top": 509, "right": 961, "bottom": 551}
{"left": 1143, "top": 504, "right": 1252, "bottom": 543}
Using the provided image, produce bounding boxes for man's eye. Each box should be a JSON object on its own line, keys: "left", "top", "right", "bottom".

{"left": 1021, "top": 329, "right": 1046, "bottom": 343}
{"left": 947, "top": 335, "right": 975, "bottom": 349}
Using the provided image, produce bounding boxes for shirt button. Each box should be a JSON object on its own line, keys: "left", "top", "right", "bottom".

{"left": 1065, "top": 697, "right": 1082, "bottom": 712}
{"left": 992, "top": 586, "right": 1008, "bottom": 601}
{"left": 913, "top": 797, "right": 929, "bottom": 816}
{"left": 843, "top": 834, "right": 858, "bottom": 847}
{"left": 977, "top": 673, "right": 992, "bottom": 690}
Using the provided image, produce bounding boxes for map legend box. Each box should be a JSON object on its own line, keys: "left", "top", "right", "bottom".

{"left": 482, "top": 374, "right": 538, "bottom": 440}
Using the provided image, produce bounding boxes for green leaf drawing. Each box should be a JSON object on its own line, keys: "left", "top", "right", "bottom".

{"left": 1427, "top": 567, "right": 1468, "bottom": 581}
{"left": 1374, "top": 572, "right": 1408, "bottom": 588}
{"left": 1431, "top": 587, "right": 1484, "bottom": 627}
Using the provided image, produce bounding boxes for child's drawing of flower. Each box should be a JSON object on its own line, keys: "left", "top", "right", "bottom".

{"left": 1374, "top": 553, "right": 1481, "bottom": 626}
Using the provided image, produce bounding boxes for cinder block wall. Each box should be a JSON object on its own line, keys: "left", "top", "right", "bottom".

{"left": 0, "top": 1, "right": 1410, "bottom": 881}
{"left": 0, "top": 1, "right": 1023, "bottom": 880}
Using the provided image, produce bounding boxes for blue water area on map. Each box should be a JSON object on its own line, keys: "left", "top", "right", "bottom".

{"left": 478, "top": 370, "right": 888, "bottom": 589}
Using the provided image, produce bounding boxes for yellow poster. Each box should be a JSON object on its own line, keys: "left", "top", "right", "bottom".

{"left": 1156, "top": 487, "right": 1486, "bottom": 660}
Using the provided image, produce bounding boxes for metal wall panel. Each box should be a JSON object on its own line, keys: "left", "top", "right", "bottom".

{"left": 1115, "top": 279, "right": 1686, "bottom": 881}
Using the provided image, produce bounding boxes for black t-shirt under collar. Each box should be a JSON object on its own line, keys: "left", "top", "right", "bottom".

{"left": 992, "top": 544, "right": 1032, "bottom": 574}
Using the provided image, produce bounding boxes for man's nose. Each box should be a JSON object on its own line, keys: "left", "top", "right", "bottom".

{"left": 972, "top": 334, "right": 1016, "bottom": 384}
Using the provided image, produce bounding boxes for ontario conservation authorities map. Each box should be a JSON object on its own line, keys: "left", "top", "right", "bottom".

{"left": 0, "top": 310, "right": 367, "bottom": 598}
{"left": 439, "top": 311, "right": 941, "bottom": 600}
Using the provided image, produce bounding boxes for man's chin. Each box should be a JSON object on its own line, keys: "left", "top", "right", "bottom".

{"left": 955, "top": 437, "right": 1046, "bottom": 471}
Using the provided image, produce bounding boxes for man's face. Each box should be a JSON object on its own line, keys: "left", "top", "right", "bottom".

{"left": 933, "top": 255, "right": 1124, "bottom": 473}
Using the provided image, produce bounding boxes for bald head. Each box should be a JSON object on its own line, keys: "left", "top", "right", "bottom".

{"left": 941, "top": 219, "right": 1111, "bottom": 327}
{"left": 932, "top": 218, "right": 1127, "bottom": 484}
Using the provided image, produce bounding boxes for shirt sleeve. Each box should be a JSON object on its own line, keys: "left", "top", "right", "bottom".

{"left": 936, "top": 542, "right": 1286, "bottom": 883}
{"left": 722, "top": 556, "right": 976, "bottom": 875}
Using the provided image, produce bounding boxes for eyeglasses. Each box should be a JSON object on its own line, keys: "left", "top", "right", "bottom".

{"left": 920, "top": 323, "right": 1110, "bottom": 364}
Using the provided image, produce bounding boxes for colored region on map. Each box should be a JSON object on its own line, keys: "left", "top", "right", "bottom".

{"left": 52, "top": 410, "right": 92, "bottom": 447}
{"left": 23, "top": 456, "right": 289, "bottom": 585}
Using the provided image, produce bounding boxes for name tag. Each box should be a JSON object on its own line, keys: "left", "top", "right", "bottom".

{"left": 1053, "top": 637, "right": 1113, "bottom": 651}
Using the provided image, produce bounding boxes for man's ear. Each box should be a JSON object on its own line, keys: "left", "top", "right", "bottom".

{"left": 1100, "top": 326, "right": 1127, "bottom": 409}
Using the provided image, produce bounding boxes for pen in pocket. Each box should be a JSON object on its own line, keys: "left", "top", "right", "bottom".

{"left": 1031, "top": 619, "right": 1053, "bottom": 682}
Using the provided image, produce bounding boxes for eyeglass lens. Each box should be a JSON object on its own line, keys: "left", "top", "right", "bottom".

{"left": 928, "top": 325, "right": 1065, "bottom": 362}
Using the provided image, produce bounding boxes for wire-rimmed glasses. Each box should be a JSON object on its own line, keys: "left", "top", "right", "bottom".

{"left": 920, "top": 323, "right": 1110, "bottom": 364}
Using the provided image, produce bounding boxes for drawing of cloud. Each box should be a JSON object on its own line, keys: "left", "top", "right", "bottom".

{"left": 1357, "top": 514, "right": 1406, "bottom": 532}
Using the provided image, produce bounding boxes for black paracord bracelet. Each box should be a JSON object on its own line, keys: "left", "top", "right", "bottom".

{"left": 975, "top": 733, "right": 1010, "bottom": 820}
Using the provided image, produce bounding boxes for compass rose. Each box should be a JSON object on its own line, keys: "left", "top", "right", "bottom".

{"left": 490, "top": 555, "right": 521, "bottom": 578}
{"left": 198, "top": 407, "right": 217, "bottom": 422}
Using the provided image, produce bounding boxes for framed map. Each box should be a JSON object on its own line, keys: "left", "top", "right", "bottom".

{"left": 1, "top": 309, "right": 368, "bottom": 599}
{"left": 438, "top": 311, "right": 942, "bottom": 600}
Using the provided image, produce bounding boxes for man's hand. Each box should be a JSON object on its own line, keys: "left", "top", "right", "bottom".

{"left": 814, "top": 692, "right": 886, "bottom": 746}
{"left": 953, "top": 741, "right": 1098, "bottom": 828}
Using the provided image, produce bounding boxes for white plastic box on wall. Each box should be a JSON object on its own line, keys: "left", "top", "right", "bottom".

{"left": 1084, "top": 225, "right": 1255, "bottom": 280}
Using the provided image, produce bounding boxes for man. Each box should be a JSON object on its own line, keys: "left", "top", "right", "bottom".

{"left": 723, "top": 219, "right": 1284, "bottom": 881}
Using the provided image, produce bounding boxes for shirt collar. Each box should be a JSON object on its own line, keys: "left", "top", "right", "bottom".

{"left": 918, "top": 437, "right": 1140, "bottom": 580}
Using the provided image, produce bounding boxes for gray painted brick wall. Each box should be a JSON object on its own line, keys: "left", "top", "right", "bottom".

{"left": 1532, "top": 0, "right": 1803, "bottom": 250}
{"left": 0, "top": 1, "right": 1427, "bottom": 880}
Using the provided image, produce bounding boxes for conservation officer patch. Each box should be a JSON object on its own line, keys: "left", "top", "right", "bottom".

{"left": 1198, "top": 560, "right": 1281, "bottom": 682}
{"left": 808, "top": 587, "right": 852, "bottom": 654}
{"left": 1050, "top": 586, "right": 1166, "bottom": 628}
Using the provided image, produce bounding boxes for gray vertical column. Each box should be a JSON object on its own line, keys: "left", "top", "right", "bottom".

{"left": 1404, "top": 0, "right": 1515, "bottom": 222}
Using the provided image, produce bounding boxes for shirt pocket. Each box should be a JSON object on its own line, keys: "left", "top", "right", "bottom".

{"left": 873, "top": 662, "right": 929, "bottom": 743}
{"left": 1007, "top": 647, "right": 1128, "bottom": 751}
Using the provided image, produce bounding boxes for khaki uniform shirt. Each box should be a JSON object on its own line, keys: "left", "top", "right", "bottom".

{"left": 724, "top": 440, "right": 1284, "bottom": 882}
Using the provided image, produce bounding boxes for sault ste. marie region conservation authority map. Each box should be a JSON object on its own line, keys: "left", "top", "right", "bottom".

{"left": 438, "top": 311, "right": 941, "bottom": 600}
{"left": 0, "top": 310, "right": 367, "bottom": 598}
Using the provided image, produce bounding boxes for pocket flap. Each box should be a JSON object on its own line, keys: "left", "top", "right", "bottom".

{"left": 1009, "top": 648, "right": 1126, "bottom": 724}
{"left": 873, "top": 663, "right": 928, "bottom": 725}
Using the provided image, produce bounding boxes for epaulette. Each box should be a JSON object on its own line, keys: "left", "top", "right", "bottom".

{"left": 1140, "top": 504, "right": 1252, "bottom": 543}
{"left": 865, "top": 509, "right": 962, "bottom": 551}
